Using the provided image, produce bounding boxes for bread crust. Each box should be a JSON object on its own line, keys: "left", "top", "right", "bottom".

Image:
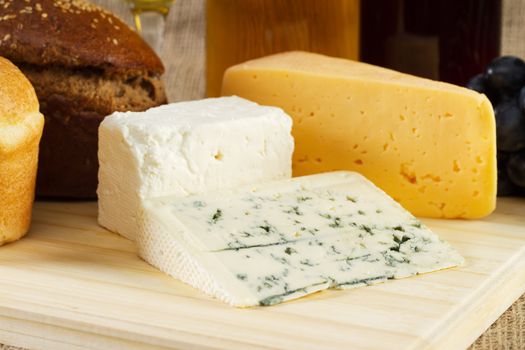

{"left": 0, "top": 57, "right": 44, "bottom": 246}
{"left": 0, "top": 0, "right": 164, "bottom": 75}
{"left": 0, "top": 0, "right": 167, "bottom": 198}
{"left": 0, "top": 52, "right": 39, "bottom": 131}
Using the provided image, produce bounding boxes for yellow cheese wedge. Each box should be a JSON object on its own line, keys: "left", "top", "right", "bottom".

{"left": 222, "top": 51, "right": 497, "bottom": 219}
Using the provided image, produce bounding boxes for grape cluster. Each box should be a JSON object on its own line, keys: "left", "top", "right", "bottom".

{"left": 467, "top": 56, "right": 525, "bottom": 196}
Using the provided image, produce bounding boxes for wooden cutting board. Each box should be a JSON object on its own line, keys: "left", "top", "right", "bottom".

{"left": 0, "top": 198, "right": 524, "bottom": 350}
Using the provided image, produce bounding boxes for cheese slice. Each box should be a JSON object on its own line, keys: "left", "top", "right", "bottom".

{"left": 98, "top": 96, "right": 293, "bottom": 240}
{"left": 138, "top": 171, "right": 464, "bottom": 307}
{"left": 221, "top": 51, "right": 497, "bottom": 219}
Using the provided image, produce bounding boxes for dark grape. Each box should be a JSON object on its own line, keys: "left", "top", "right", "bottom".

{"left": 507, "top": 151, "right": 525, "bottom": 188}
{"left": 497, "top": 152, "right": 520, "bottom": 196}
{"left": 494, "top": 99, "right": 525, "bottom": 152}
{"left": 467, "top": 56, "right": 525, "bottom": 196}
{"left": 497, "top": 151, "right": 512, "bottom": 169}
{"left": 498, "top": 168, "right": 519, "bottom": 196}
{"left": 486, "top": 56, "right": 525, "bottom": 96}
{"left": 466, "top": 74, "right": 488, "bottom": 93}
{"left": 519, "top": 86, "right": 525, "bottom": 112}
{"left": 466, "top": 74, "right": 498, "bottom": 103}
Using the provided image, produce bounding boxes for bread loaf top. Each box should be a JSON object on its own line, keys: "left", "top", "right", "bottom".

{"left": 0, "top": 0, "right": 164, "bottom": 75}
{"left": 0, "top": 56, "right": 43, "bottom": 153}
{"left": 0, "top": 56, "right": 39, "bottom": 125}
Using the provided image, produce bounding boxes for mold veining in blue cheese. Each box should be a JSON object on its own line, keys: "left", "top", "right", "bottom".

{"left": 97, "top": 96, "right": 294, "bottom": 241}
{"left": 138, "top": 171, "right": 464, "bottom": 307}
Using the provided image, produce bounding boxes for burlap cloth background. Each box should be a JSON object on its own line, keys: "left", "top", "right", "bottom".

{"left": 1, "top": 1, "right": 524, "bottom": 349}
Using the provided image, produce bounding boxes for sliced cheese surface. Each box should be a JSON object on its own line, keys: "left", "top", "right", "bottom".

{"left": 138, "top": 171, "right": 464, "bottom": 307}
{"left": 98, "top": 96, "right": 293, "bottom": 240}
{"left": 221, "top": 51, "right": 497, "bottom": 219}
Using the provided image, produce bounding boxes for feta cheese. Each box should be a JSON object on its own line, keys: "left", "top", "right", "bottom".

{"left": 138, "top": 171, "right": 464, "bottom": 307}
{"left": 97, "top": 96, "right": 294, "bottom": 240}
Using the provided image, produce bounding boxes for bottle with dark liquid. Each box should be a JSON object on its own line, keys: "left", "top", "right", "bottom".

{"left": 360, "top": 0, "right": 501, "bottom": 85}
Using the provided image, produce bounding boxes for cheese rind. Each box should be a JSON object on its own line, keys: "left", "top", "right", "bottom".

{"left": 221, "top": 51, "right": 497, "bottom": 219}
{"left": 97, "top": 96, "right": 293, "bottom": 240}
{"left": 138, "top": 171, "right": 464, "bottom": 307}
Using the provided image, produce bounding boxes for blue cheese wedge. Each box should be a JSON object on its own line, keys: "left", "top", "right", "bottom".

{"left": 138, "top": 171, "right": 464, "bottom": 307}
{"left": 98, "top": 96, "right": 293, "bottom": 241}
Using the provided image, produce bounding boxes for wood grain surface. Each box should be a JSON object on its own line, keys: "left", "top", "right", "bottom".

{"left": 0, "top": 198, "right": 524, "bottom": 350}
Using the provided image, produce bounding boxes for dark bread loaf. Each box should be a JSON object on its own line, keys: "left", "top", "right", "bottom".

{"left": 0, "top": 0, "right": 167, "bottom": 198}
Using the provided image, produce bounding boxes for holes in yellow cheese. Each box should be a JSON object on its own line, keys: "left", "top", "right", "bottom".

{"left": 400, "top": 163, "right": 417, "bottom": 184}
{"left": 422, "top": 174, "right": 441, "bottom": 182}
{"left": 297, "top": 155, "right": 309, "bottom": 163}
{"left": 453, "top": 160, "right": 461, "bottom": 172}
{"left": 389, "top": 132, "right": 395, "bottom": 141}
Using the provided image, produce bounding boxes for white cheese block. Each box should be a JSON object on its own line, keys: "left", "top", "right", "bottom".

{"left": 97, "top": 96, "right": 293, "bottom": 240}
{"left": 138, "top": 171, "right": 464, "bottom": 307}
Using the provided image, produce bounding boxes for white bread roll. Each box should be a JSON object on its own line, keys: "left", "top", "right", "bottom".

{"left": 0, "top": 57, "right": 44, "bottom": 246}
